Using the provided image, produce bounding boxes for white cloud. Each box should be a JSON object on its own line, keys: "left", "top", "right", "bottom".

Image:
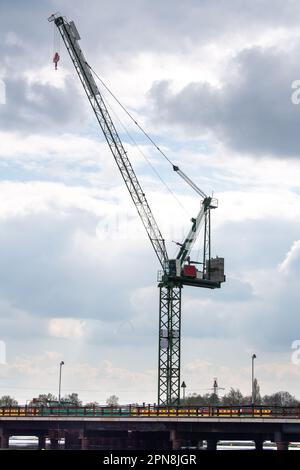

{"left": 0, "top": 181, "right": 111, "bottom": 219}
{"left": 278, "top": 239, "right": 300, "bottom": 275}
{"left": 49, "top": 318, "right": 86, "bottom": 339}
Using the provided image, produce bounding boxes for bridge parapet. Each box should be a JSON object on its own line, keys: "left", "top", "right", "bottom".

{"left": 0, "top": 404, "right": 299, "bottom": 419}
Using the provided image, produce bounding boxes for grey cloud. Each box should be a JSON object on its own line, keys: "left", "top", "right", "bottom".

{"left": 50, "top": 0, "right": 300, "bottom": 57}
{"left": 213, "top": 217, "right": 300, "bottom": 271}
{"left": 0, "top": 301, "right": 48, "bottom": 341}
{"left": 180, "top": 217, "right": 300, "bottom": 350}
{"left": 240, "top": 280, "right": 300, "bottom": 353}
{"left": 0, "top": 76, "right": 90, "bottom": 134}
{"left": 3, "top": 0, "right": 300, "bottom": 140}
{"left": 0, "top": 2, "right": 89, "bottom": 134}
{"left": 149, "top": 45, "right": 300, "bottom": 158}
{"left": 211, "top": 277, "right": 253, "bottom": 303}
{"left": 0, "top": 211, "right": 149, "bottom": 322}
{"left": 1, "top": 0, "right": 300, "bottom": 72}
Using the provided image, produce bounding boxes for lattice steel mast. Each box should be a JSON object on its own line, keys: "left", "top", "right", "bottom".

{"left": 49, "top": 14, "right": 225, "bottom": 406}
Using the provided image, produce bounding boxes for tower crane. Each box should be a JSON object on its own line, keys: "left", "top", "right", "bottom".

{"left": 48, "top": 14, "right": 225, "bottom": 405}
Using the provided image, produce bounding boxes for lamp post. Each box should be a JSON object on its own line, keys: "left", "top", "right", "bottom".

{"left": 181, "top": 381, "right": 186, "bottom": 401}
{"left": 58, "top": 361, "right": 64, "bottom": 404}
{"left": 251, "top": 354, "right": 256, "bottom": 405}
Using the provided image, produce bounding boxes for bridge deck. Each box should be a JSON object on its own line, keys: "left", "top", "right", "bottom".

{"left": 1, "top": 416, "right": 300, "bottom": 423}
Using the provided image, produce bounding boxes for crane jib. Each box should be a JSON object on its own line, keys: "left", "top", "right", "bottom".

{"left": 53, "top": 16, "right": 168, "bottom": 269}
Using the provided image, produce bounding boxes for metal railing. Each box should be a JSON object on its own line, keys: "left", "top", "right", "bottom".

{"left": 0, "top": 404, "right": 300, "bottom": 418}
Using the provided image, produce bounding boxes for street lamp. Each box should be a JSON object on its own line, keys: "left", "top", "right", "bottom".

{"left": 251, "top": 354, "right": 256, "bottom": 405}
{"left": 58, "top": 361, "right": 64, "bottom": 404}
{"left": 181, "top": 381, "right": 187, "bottom": 401}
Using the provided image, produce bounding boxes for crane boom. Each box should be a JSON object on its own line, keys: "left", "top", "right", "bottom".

{"left": 49, "top": 15, "right": 168, "bottom": 269}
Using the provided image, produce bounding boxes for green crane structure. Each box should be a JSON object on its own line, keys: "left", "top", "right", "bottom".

{"left": 48, "top": 14, "right": 225, "bottom": 405}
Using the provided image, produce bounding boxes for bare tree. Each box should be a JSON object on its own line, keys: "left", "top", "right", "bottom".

{"left": 61, "top": 393, "right": 82, "bottom": 406}
{"left": 29, "top": 393, "right": 58, "bottom": 406}
{"left": 106, "top": 395, "right": 119, "bottom": 406}
{"left": 262, "top": 391, "right": 298, "bottom": 407}
{"left": 222, "top": 388, "right": 244, "bottom": 405}
{"left": 0, "top": 395, "right": 18, "bottom": 406}
{"left": 85, "top": 401, "right": 100, "bottom": 407}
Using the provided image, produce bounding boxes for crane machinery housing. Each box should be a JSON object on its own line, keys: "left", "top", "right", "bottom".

{"left": 48, "top": 14, "right": 225, "bottom": 406}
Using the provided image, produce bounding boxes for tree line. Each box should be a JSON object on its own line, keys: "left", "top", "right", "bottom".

{"left": 0, "top": 384, "right": 299, "bottom": 407}
{"left": 0, "top": 393, "right": 120, "bottom": 407}
{"left": 181, "top": 381, "right": 299, "bottom": 407}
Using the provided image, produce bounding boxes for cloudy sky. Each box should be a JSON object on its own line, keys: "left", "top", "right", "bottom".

{"left": 1, "top": 0, "right": 300, "bottom": 405}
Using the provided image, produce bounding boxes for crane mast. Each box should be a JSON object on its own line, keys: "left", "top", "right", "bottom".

{"left": 49, "top": 14, "right": 225, "bottom": 406}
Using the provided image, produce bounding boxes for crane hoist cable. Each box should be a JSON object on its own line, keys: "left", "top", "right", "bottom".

{"left": 86, "top": 63, "right": 208, "bottom": 198}
{"left": 87, "top": 62, "right": 213, "bottom": 263}
{"left": 52, "top": 19, "right": 61, "bottom": 70}
{"left": 100, "top": 85, "right": 191, "bottom": 218}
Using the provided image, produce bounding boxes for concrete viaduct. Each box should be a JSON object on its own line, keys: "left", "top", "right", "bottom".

{"left": 1, "top": 415, "right": 300, "bottom": 450}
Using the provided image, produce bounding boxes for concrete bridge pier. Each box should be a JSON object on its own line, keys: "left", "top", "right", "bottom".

{"left": 275, "top": 432, "right": 289, "bottom": 451}
{"left": 0, "top": 431, "right": 9, "bottom": 449}
{"left": 127, "top": 430, "right": 139, "bottom": 449}
{"left": 65, "top": 431, "right": 81, "bottom": 450}
{"left": 276, "top": 441, "right": 289, "bottom": 450}
{"left": 170, "top": 429, "right": 183, "bottom": 450}
{"left": 206, "top": 439, "right": 218, "bottom": 450}
{"left": 38, "top": 434, "right": 46, "bottom": 450}
{"left": 254, "top": 439, "right": 264, "bottom": 450}
{"left": 197, "top": 440, "right": 204, "bottom": 449}
{"left": 50, "top": 438, "right": 59, "bottom": 449}
{"left": 49, "top": 428, "right": 64, "bottom": 449}
{"left": 189, "top": 439, "right": 204, "bottom": 449}
{"left": 80, "top": 435, "right": 89, "bottom": 450}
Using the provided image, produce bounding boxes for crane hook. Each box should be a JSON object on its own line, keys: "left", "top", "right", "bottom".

{"left": 53, "top": 52, "right": 60, "bottom": 70}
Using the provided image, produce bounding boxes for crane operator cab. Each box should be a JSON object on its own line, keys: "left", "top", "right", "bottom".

{"left": 162, "top": 257, "right": 225, "bottom": 289}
